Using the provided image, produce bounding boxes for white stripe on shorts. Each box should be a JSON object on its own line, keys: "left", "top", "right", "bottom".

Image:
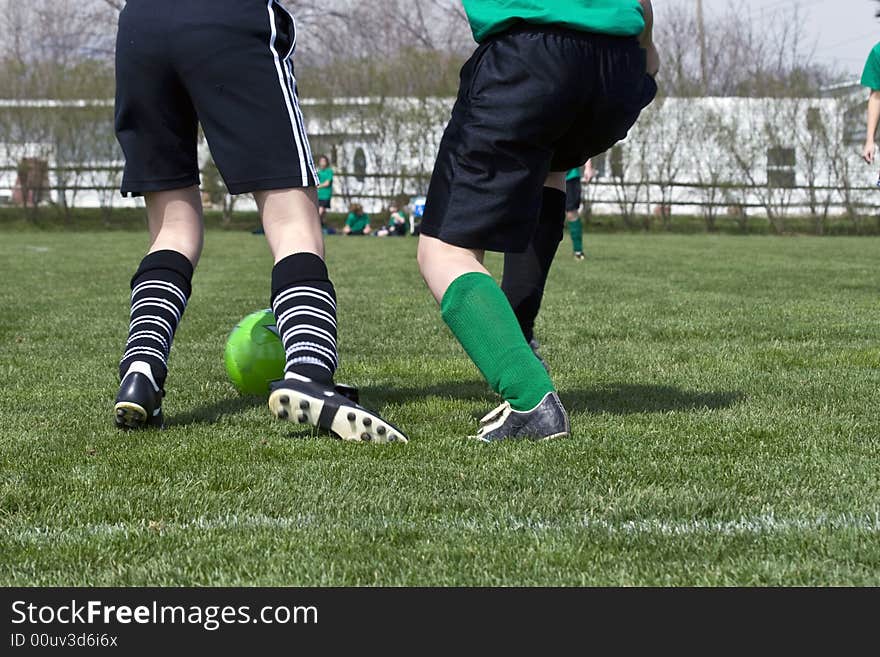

{"left": 267, "top": 0, "right": 308, "bottom": 187}
{"left": 284, "top": 58, "right": 317, "bottom": 183}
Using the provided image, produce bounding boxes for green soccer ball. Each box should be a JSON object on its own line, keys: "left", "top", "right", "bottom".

{"left": 224, "top": 309, "right": 284, "bottom": 395}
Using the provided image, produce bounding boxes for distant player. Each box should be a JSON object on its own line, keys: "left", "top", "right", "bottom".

{"left": 566, "top": 161, "right": 596, "bottom": 261}
{"left": 861, "top": 42, "right": 880, "bottom": 172}
{"left": 342, "top": 203, "right": 372, "bottom": 235}
{"left": 418, "top": 0, "right": 658, "bottom": 441}
{"left": 376, "top": 202, "right": 409, "bottom": 237}
{"left": 112, "top": 0, "right": 407, "bottom": 443}
{"left": 316, "top": 155, "right": 334, "bottom": 228}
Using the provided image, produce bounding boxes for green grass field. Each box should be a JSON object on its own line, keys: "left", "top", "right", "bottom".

{"left": 2, "top": 231, "right": 879, "bottom": 586}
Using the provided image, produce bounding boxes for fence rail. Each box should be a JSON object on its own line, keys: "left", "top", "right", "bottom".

{"left": 1, "top": 165, "right": 879, "bottom": 214}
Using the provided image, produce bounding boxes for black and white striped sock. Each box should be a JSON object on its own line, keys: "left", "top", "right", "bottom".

{"left": 271, "top": 253, "right": 338, "bottom": 384}
{"left": 119, "top": 250, "right": 193, "bottom": 391}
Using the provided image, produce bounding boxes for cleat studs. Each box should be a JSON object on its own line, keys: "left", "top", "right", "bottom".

{"left": 377, "top": 426, "right": 387, "bottom": 435}
{"left": 362, "top": 417, "right": 372, "bottom": 427}
{"left": 389, "top": 434, "right": 398, "bottom": 442}
{"left": 361, "top": 432, "right": 372, "bottom": 442}
{"left": 347, "top": 412, "right": 356, "bottom": 422}
{"left": 279, "top": 396, "right": 289, "bottom": 406}
{"left": 278, "top": 409, "right": 289, "bottom": 420}
{"left": 298, "top": 413, "right": 308, "bottom": 424}
{"left": 300, "top": 400, "right": 310, "bottom": 410}
{"left": 117, "top": 409, "right": 125, "bottom": 416}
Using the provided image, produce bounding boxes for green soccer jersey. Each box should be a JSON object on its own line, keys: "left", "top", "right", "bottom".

{"left": 317, "top": 167, "right": 333, "bottom": 201}
{"left": 346, "top": 212, "right": 370, "bottom": 233}
{"left": 566, "top": 167, "right": 582, "bottom": 181}
{"left": 862, "top": 43, "right": 880, "bottom": 91}
{"left": 388, "top": 210, "right": 408, "bottom": 228}
{"left": 462, "top": 0, "right": 645, "bottom": 43}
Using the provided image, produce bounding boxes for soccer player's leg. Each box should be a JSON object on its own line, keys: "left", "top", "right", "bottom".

{"left": 113, "top": 3, "right": 202, "bottom": 430}
{"left": 115, "top": 189, "right": 201, "bottom": 430}
{"left": 501, "top": 172, "right": 567, "bottom": 363}
{"left": 418, "top": 236, "right": 569, "bottom": 442}
{"left": 185, "top": 1, "right": 408, "bottom": 443}
{"left": 256, "top": 189, "right": 409, "bottom": 444}
{"left": 417, "top": 34, "right": 578, "bottom": 441}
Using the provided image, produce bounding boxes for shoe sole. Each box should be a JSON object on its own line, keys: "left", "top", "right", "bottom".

{"left": 114, "top": 401, "right": 147, "bottom": 430}
{"left": 268, "top": 389, "right": 408, "bottom": 444}
{"left": 537, "top": 431, "right": 569, "bottom": 442}
{"left": 473, "top": 430, "right": 569, "bottom": 443}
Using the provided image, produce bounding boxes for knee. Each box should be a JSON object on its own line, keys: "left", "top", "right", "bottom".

{"left": 416, "top": 237, "right": 434, "bottom": 277}
{"left": 418, "top": 235, "right": 453, "bottom": 280}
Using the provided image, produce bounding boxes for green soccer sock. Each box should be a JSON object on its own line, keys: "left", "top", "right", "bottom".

{"left": 569, "top": 218, "right": 584, "bottom": 254}
{"left": 441, "top": 272, "right": 555, "bottom": 411}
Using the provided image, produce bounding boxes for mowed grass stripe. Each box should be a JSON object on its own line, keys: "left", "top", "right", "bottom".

{"left": 7, "top": 512, "right": 880, "bottom": 543}
{"left": 2, "top": 231, "right": 879, "bottom": 585}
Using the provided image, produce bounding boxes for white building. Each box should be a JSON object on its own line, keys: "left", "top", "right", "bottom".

{"left": 0, "top": 85, "right": 873, "bottom": 219}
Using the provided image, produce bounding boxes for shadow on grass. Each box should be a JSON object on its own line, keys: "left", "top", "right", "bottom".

{"left": 562, "top": 384, "right": 744, "bottom": 415}
{"left": 167, "top": 394, "right": 264, "bottom": 427}
{"left": 364, "top": 381, "right": 743, "bottom": 416}
{"left": 168, "top": 394, "right": 344, "bottom": 441}
{"left": 167, "top": 382, "right": 743, "bottom": 428}
{"left": 361, "top": 381, "right": 494, "bottom": 405}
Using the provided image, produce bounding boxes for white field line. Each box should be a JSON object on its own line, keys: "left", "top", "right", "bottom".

{"left": 4, "top": 512, "right": 880, "bottom": 544}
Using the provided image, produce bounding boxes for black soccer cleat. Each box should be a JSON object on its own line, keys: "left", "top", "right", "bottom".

{"left": 114, "top": 372, "right": 164, "bottom": 430}
{"left": 268, "top": 376, "right": 408, "bottom": 444}
{"left": 574, "top": 251, "right": 586, "bottom": 261}
{"left": 472, "top": 392, "right": 570, "bottom": 443}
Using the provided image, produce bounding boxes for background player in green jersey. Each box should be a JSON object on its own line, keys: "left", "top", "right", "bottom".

{"left": 861, "top": 43, "right": 880, "bottom": 166}
{"left": 316, "top": 155, "right": 334, "bottom": 229}
{"left": 377, "top": 201, "right": 409, "bottom": 237}
{"left": 565, "top": 164, "right": 593, "bottom": 261}
{"left": 343, "top": 203, "right": 372, "bottom": 235}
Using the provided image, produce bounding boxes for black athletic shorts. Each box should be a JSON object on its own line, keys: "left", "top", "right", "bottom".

{"left": 114, "top": 0, "right": 317, "bottom": 196}
{"left": 421, "top": 26, "right": 657, "bottom": 252}
{"left": 565, "top": 178, "right": 583, "bottom": 213}
{"left": 318, "top": 199, "right": 332, "bottom": 210}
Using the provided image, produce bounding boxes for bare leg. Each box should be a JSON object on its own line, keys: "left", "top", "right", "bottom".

{"left": 253, "top": 187, "right": 324, "bottom": 263}
{"left": 145, "top": 186, "right": 204, "bottom": 266}
{"left": 417, "top": 235, "right": 487, "bottom": 304}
